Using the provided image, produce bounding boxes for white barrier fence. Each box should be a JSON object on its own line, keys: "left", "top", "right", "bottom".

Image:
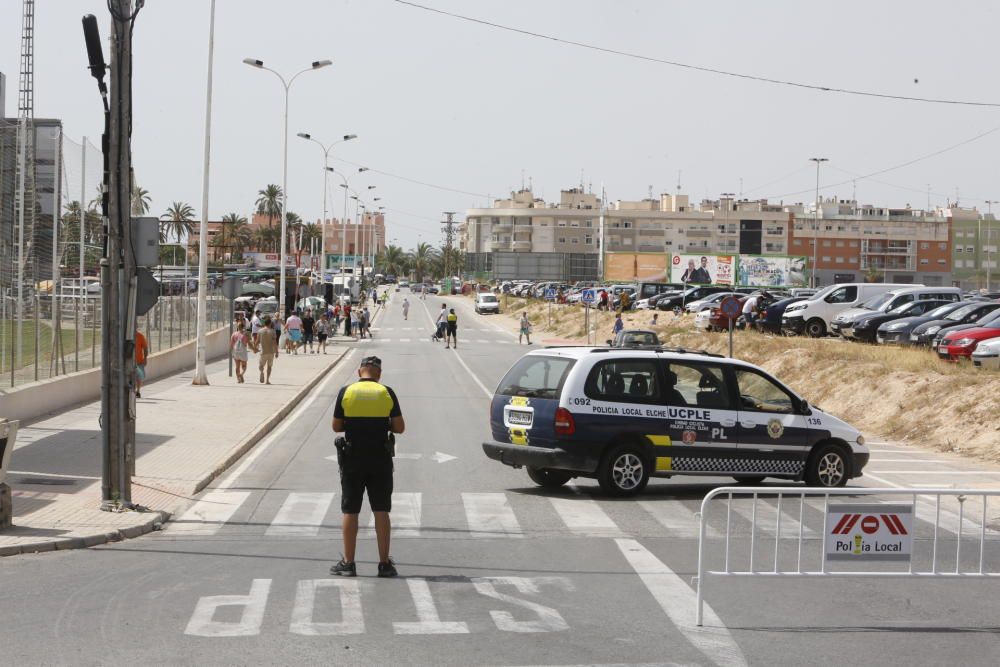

{"left": 694, "top": 487, "right": 1000, "bottom": 626}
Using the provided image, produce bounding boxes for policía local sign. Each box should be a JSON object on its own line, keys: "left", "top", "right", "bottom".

{"left": 825, "top": 504, "right": 913, "bottom": 562}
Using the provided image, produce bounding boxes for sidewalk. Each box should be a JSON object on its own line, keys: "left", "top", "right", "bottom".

{"left": 0, "top": 335, "right": 356, "bottom": 556}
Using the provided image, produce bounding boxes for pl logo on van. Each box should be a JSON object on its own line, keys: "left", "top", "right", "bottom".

{"left": 825, "top": 504, "right": 913, "bottom": 562}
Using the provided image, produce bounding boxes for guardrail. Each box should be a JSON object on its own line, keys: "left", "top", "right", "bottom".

{"left": 694, "top": 486, "right": 1000, "bottom": 626}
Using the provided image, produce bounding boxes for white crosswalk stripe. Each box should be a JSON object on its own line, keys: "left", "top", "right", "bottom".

{"left": 167, "top": 490, "right": 251, "bottom": 536}
{"left": 638, "top": 500, "right": 720, "bottom": 538}
{"left": 548, "top": 497, "right": 621, "bottom": 537}
{"left": 365, "top": 492, "right": 422, "bottom": 537}
{"left": 265, "top": 492, "right": 336, "bottom": 537}
{"left": 727, "top": 498, "right": 818, "bottom": 538}
{"left": 463, "top": 493, "right": 523, "bottom": 538}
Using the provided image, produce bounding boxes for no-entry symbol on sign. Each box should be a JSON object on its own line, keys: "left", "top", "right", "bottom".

{"left": 826, "top": 504, "right": 913, "bottom": 562}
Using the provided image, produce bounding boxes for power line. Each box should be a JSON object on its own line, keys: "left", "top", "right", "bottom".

{"left": 768, "top": 124, "right": 1000, "bottom": 201}
{"left": 332, "top": 157, "right": 489, "bottom": 198}
{"left": 393, "top": 0, "right": 1000, "bottom": 108}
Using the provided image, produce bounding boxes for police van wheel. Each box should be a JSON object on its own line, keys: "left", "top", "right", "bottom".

{"left": 526, "top": 467, "right": 572, "bottom": 489}
{"left": 805, "top": 443, "right": 849, "bottom": 487}
{"left": 598, "top": 443, "right": 650, "bottom": 497}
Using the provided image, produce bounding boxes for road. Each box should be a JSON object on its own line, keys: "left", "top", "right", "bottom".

{"left": 2, "top": 291, "right": 999, "bottom": 666}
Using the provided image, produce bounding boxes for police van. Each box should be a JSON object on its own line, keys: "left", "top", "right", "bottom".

{"left": 482, "top": 347, "right": 869, "bottom": 496}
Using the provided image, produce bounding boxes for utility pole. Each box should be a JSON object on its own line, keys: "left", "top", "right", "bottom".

{"left": 441, "top": 212, "right": 456, "bottom": 278}
{"left": 86, "top": 0, "right": 137, "bottom": 509}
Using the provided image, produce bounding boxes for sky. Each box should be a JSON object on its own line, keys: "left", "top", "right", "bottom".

{"left": 3, "top": 0, "right": 1000, "bottom": 250}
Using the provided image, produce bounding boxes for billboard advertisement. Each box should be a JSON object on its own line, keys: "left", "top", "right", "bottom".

{"left": 737, "top": 255, "right": 808, "bottom": 287}
{"left": 603, "top": 253, "right": 669, "bottom": 282}
{"left": 670, "top": 254, "right": 735, "bottom": 286}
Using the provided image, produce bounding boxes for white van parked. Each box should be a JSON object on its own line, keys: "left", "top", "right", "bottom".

{"left": 830, "top": 285, "right": 962, "bottom": 337}
{"left": 781, "top": 283, "right": 917, "bottom": 338}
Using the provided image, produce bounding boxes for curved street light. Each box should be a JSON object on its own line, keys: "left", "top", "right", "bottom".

{"left": 297, "top": 132, "right": 357, "bottom": 275}
{"left": 243, "top": 56, "right": 331, "bottom": 315}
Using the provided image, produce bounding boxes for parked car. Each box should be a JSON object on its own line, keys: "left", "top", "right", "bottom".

{"left": 756, "top": 296, "right": 809, "bottom": 334}
{"left": 876, "top": 301, "right": 971, "bottom": 345}
{"left": 846, "top": 299, "right": 954, "bottom": 343}
{"left": 684, "top": 291, "right": 741, "bottom": 314}
{"left": 475, "top": 293, "right": 501, "bottom": 315}
{"left": 832, "top": 286, "right": 962, "bottom": 338}
{"left": 971, "top": 337, "right": 1000, "bottom": 370}
{"left": 707, "top": 296, "right": 749, "bottom": 331}
{"left": 782, "top": 283, "right": 920, "bottom": 338}
{"left": 928, "top": 307, "right": 1000, "bottom": 349}
{"left": 937, "top": 322, "right": 1000, "bottom": 360}
{"left": 656, "top": 286, "right": 729, "bottom": 311}
{"left": 607, "top": 329, "right": 661, "bottom": 348}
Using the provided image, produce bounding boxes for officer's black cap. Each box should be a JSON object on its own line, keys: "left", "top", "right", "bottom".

{"left": 360, "top": 356, "right": 382, "bottom": 369}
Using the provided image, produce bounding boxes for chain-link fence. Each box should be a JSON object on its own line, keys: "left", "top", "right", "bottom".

{"left": 0, "top": 129, "right": 227, "bottom": 389}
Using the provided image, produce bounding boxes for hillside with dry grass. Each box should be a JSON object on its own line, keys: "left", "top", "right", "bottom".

{"left": 487, "top": 294, "right": 1000, "bottom": 463}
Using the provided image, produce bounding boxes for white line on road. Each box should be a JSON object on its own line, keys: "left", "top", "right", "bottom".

{"left": 7, "top": 470, "right": 101, "bottom": 481}
{"left": 393, "top": 578, "right": 470, "bottom": 634}
{"left": 166, "top": 489, "right": 251, "bottom": 536}
{"left": 463, "top": 492, "right": 523, "bottom": 538}
{"left": 639, "top": 500, "right": 721, "bottom": 539}
{"left": 615, "top": 539, "right": 747, "bottom": 667}
{"left": 265, "top": 492, "right": 336, "bottom": 537}
{"left": 217, "top": 350, "right": 356, "bottom": 490}
{"left": 367, "top": 492, "right": 422, "bottom": 537}
{"left": 868, "top": 459, "right": 946, "bottom": 463}
{"left": 549, "top": 497, "right": 621, "bottom": 537}
{"left": 869, "top": 470, "right": 1000, "bottom": 475}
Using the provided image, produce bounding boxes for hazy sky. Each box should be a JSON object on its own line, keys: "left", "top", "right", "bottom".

{"left": 3, "top": 0, "right": 1000, "bottom": 249}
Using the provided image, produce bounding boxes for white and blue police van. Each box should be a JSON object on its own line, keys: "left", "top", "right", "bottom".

{"left": 482, "top": 346, "right": 869, "bottom": 496}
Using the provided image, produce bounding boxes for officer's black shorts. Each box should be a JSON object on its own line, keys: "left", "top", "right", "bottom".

{"left": 340, "top": 457, "right": 393, "bottom": 514}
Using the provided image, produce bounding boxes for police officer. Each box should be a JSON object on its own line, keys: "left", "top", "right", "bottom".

{"left": 330, "top": 355, "right": 405, "bottom": 577}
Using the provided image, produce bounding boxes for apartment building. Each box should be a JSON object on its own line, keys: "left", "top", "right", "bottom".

{"left": 789, "top": 199, "right": 952, "bottom": 286}
{"left": 951, "top": 208, "right": 998, "bottom": 290}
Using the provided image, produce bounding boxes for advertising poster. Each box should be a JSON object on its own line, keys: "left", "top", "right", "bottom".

{"left": 670, "top": 254, "right": 735, "bottom": 285}
{"left": 635, "top": 253, "right": 669, "bottom": 282}
{"left": 737, "top": 255, "right": 808, "bottom": 287}
{"left": 604, "top": 253, "right": 637, "bottom": 281}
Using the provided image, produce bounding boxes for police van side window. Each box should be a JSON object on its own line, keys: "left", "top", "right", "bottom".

{"left": 663, "top": 362, "right": 733, "bottom": 409}
{"left": 733, "top": 369, "right": 796, "bottom": 414}
{"left": 584, "top": 359, "right": 661, "bottom": 403}
{"left": 825, "top": 286, "right": 857, "bottom": 304}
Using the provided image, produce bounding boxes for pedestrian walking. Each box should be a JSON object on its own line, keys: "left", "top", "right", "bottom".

{"left": 445, "top": 308, "right": 458, "bottom": 349}
{"left": 286, "top": 311, "right": 303, "bottom": 354}
{"left": 330, "top": 355, "right": 405, "bottom": 578}
{"left": 343, "top": 303, "right": 352, "bottom": 337}
{"left": 258, "top": 317, "right": 278, "bottom": 384}
{"left": 302, "top": 309, "right": 316, "bottom": 353}
{"left": 650, "top": 312, "right": 659, "bottom": 327}
{"left": 519, "top": 312, "right": 532, "bottom": 345}
{"left": 350, "top": 307, "right": 360, "bottom": 339}
{"left": 333, "top": 303, "right": 342, "bottom": 332}
{"left": 363, "top": 306, "right": 373, "bottom": 338}
{"left": 230, "top": 322, "right": 249, "bottom": 382}
{"left": 316, "top": 313, "right": 330, "bottom": 354}
{"left": 359, "top": 308, "right": 369, "bottom": 339}
{"left": 612, "top": 312, "right": 624, "bottom": 335}
{"left": 250, "top": 309, "right": 262, "bottom": 351}
{"left": 435, "top": 303, "right": 448, "bottom": 343}
{"left": 134, "top": 328, "right": 150, "bottom": 398}
{"left": 401, "top": 297, "right": 410, "bottom": 320}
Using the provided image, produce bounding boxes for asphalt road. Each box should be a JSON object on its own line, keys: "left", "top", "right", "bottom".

{"left": 2, "top": 291, "right": 1000, "bottom": 666}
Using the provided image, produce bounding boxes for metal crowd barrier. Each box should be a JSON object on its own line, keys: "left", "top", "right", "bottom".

{"left": 694, "top": 486, "right": 1000, "bottom": 626}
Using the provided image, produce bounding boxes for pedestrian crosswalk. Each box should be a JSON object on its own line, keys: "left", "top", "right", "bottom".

{"left": 356, "top": 338, "right": 514, "bottom": 345}
{"left": 164, "top": 487, "right": 997, "bottom": 544}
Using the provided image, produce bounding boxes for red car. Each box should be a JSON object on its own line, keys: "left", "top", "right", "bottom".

{"left": 708, "top": 296, "right": 748, "bottom": 331}
{"left": 937, "top": 322, "right": 1000, "bottom": 360}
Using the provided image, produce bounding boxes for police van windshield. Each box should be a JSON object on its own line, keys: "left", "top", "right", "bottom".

{"left": 497, "top": 356, "right": 575, "bottom": 399}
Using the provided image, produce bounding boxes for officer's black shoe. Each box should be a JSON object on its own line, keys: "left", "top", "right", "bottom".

{"left": 377, "top": 559, "right": 398, "bottom": 578}
{"left": 330, "top": 559, "right": 356, "bottom": 577}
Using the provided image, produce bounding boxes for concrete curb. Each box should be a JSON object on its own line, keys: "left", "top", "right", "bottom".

{"left": 0, "top": 509, "right": 170, "bottom": 557}
{"left": 191, "top": 347, "right": 349, "bottom": 494}
{"left": 1, "top": 344, "right": 353, "bottom": 558}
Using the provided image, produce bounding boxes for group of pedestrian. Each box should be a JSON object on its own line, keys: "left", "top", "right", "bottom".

{"left": 433, "top": 303, "right": 459, "bottom": 348}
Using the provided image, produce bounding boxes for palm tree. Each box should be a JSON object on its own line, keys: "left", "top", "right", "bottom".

{"left": 407, "top": 242, "right": 437, "bottom": 282}
{"left": 378, "top": 244, "right": 409, "bottom": 277}
{"left": 161, "top": 201, "right": 196, "bottom": 265}
{"left": 131, "top": 184, "right": 151, "bottom": 216}
{"left": 221, "top": 212, "right": 249, "bottom": 261}
{"left": 285, "top": 211, "right": 303, "bottom": 253}
{"left": 300, "top": 222, "right": 322, "bottom": 250}
{"left": 255, "top": 184, "right": 284, "bottom": 230}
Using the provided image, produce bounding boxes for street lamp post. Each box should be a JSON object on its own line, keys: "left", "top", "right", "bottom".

{"left": 809, "top": 157, "right": 829, "bottom": 288}
{"left": 243, "top": 57, "right": 331, "bottom": 316}
{"left": 332, "top": 167, "right": 369, "bottom": 272}
{"left": 297, "top": 133, "right": 356, "bottom": 276}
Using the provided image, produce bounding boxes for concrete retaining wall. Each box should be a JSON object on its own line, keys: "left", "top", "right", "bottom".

{"left": 0, "top": 327, "right": 230, "bottom": 424}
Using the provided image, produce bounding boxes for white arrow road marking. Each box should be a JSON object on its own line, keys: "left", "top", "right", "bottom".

{"left": 431, "top": 452, "right": 457, "bottom": 463}
{"left": 615, "top": 539, "right": 746, "bottom": 667}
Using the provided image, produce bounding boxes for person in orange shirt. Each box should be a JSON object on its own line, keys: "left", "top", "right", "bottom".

{"left": 135, "top": 329, "right": 150, "bottom": 398}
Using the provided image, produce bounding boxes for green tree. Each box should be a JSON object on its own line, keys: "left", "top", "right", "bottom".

{"left": 377, "top": 244, "right": 409, "bottom": 276}
{"left": 300, "top": 222, "right": 322, "bottom": 249}
{"left": 60, "top": 200, "right": 103, "bottom": 274}
{"left": 255, "top": 184, "right": 284, "bottom": 230}
{"left": 407, "top": 242, "right": 437, "bottom": 282}
{"left": 161, "top": 201, "right": 196, "bottom": 265}
{"left": 221, "top": 212, "right": 250, "bottom": 261}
